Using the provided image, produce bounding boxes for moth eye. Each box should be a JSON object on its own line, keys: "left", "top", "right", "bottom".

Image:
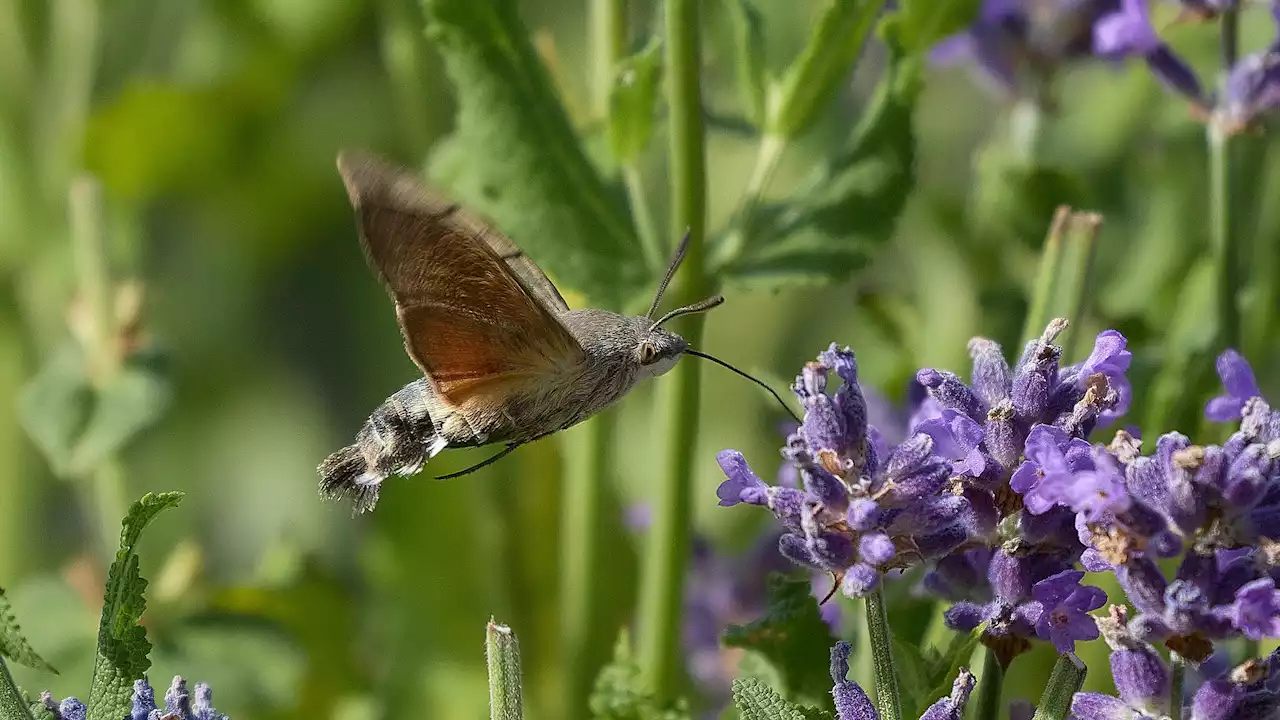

{"left": 640, "top": 343, "right": 657, "bottom": 364}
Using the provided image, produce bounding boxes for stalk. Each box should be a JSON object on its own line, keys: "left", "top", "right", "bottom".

{"left": 1053, "top": 211, "right": 1102, "bottom": 362}
{"left": 1021, "top": 206, "right": 1069, "bottom": 342}
{"left": 560, "top": 411, "right": 616, "bottom": 720}
{"left": 590, "top": 0, "right": 628, "bottom": 120}
{"left": 973, "top": 648, "right": 1004, "bottom": 720}
{"left": 1030, "top": 654, "right": 1087, "bottom": 720}
{"left": 637, "top": 0, "right": 707, "bottom": 700}
{"left": 1168, "top": 651, "right": 1185, "bottom": 718}
{"left": 1208, "top": 7, "right": 1241, "bottom": 352}
{"left": 864, "top": 588, "right": 902, "bottom": 720}
{"left": 486, "top": 620, "right": 525, "bottom": 720}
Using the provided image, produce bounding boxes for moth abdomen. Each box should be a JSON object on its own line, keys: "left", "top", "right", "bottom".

{"left": 317, "top": 379, "right": 445, "bottom": 515}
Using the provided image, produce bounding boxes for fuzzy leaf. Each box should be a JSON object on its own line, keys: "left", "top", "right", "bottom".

{"left": 0, "top": 660, "right": 35, "bottom": 720}
{"left": 724, "top": 30, "right": 919, "bottom": 288}
{"left": 589, "top": 631, "right": 690, "bottom": 720}
{"left": 731, "top": 678, "right": 832, "bottom": 720}
{"left": 608, "top": 38, "right": 663, "bottom": 164}
{"left": 723, "top": 575, "right": 836, "bottom": 704}
{"left": 422, "top": 0, "right": 645, "bottom": 307}
{"left": 0, "top": 590, "right": 54, "bottom": 674}
{"left": 726, "top": 0, "right": 767, "bottom": 127}
{"left": 86, "top": 492, "right": 184, "bottom": 720}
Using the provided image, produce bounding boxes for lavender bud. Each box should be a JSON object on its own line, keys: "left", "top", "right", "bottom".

{"left": 841, "top": 563, "right": 880, "bottom": 597}
{"left": 1111, "top": 646, "right": 1169, "bottom": 712}
{"left": 969, "top": 338, "right": 1012, "bottom": 408}
{"left": 984, "top": 401, "right": 1022, "bottom": 471}
{"left": 917, "top": 369, "right": 986, "bottom": 421}
{"left": 1117, "top": 558, "right": 1168, "bottom": 616}
{"left": 989, "top": 549, "right": 1032, "bottom": 604}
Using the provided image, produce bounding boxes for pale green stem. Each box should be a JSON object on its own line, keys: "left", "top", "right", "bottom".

{"left": 560, "top": 411, "right": 615, "bottom": 720}
{"left": 1030, "top": 654, "right": 1087, "bottom": 720}
{"left": 486, "top": 620, "right": 525, "bottom": 720}
{"left": 1010, "top": 99, "right": 1043, "bottom": 167}
{"left": 865, "top": 588, "right": 902, "bottom": 720}
{"left": 1168, "top": 652, "right": 1185, "bottom": 718}
{"left": 974, "top": 649, "right": 1004, "bottom": 720}
{"left": 637, "top": 0, "right": 707, "bottom": 701}
{"left": 0, "top": 660, "right": 34, "bottom": 720}
{"left": 623, "top": 164, "right": 663, "bottom": 272}
{"left": 590, "top": 0, "right": 628, "bottom": 120}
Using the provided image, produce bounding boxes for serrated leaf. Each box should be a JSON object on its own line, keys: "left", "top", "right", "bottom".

{"left": 87, "top": 492, "right": 184, "bottom": 720}
{"left": 725, "top": 31, "right": 919, "bottom": 289}
{"left": 887, "top": 0, "right": 983, "bottom": 53}
{"left": 768, "top": 0, "right": 888, "bottom": 137}
{"left": 726, "top": 0, "right": 767, "bottom": 127}
{"left": 68, "top": 354, "right": 171, "bottom": 475}
{"left": 0, "top": 659, "right": 36, "bottom": 720}
{"left": 16, "top": 345, "right": 92, "bottom": 476}
{"left": 608, "top": 38, "right": 663, "bottom": 164}
{"left": 422, "top": 0, "right": 645, "bottom": 308}
{"left": 0, "top": 590, "right": 55, "bottom": 674}
{"left": 723, "top": 575, "right": 836, "bottom": 703}
{"left": 589, "top": 630, "right": 690, "bottom": 720}
{"left": 731, "top": 678, "right": 831, "bottom": 720}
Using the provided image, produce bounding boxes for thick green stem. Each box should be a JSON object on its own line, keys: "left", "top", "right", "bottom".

{"left": 486, "top": 620, "right": 525, "bottom": 720}
{"left": 1168, "top": 652, "right": 1185, "bottom": 718}
{"left": 637, "top": 0, "right": 706, "bottom": 701}
{"left": 1031, "top": 654, "right": 1087, "bottom": 720}
{"left": 560, "top": 411, "right": 615, "bottom": 720}
{"left": 973, "top": 649, "right": 1004, "bottom": 720}
{"left": 1209, "top": 7, "right": 1241, "bottom": 352}
{"left": 0, "top": 659, "right": 33, "bottom": 720}
{"left": 590, "top": 0, "right": 628, "bottom": 120}
{"left": 864, "top": 588, "right": 902, "bottom": 720}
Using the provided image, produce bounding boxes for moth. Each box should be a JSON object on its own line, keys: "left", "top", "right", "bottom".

{"left": 318, "top": 151, "right": 793, "bottom": 513}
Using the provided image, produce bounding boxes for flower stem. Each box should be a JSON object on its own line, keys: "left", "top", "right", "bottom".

{"left": 637, "top": 0, "right": 707, "bottom": 701}
{"left": 1209, "top": 7, "right": 1241, "bottom": 352}
{"left": 591, "top": 0, "right": 628, "bottom": 120}
{"left": 973, "top": 648, "right": 1004, "bottom": 720}
{"left": 1010, "top": 99, "right": 1043, "bottom": 167}
{"left": 624, "top": 164, "right": 663, "bottom": 273}
{"left": 1053, "top": 211, "right": 1103, "bottom": 362}
{"left": 1031, "top": 654, "right": 1087, "bottom": 720}
{"left": 560, "top": 411, "right": 615, "bottom": 720}
{"left": 486, "top": 620, "right": 525, "bottom": 720}
{"left": 0, "top": 659, "right": 34, "bottom": 720}
{"left": 865, "top": 588, "right": 902, "bottom": 720}
{"left": 1168, "top": 651, "right": 1185, "bottom": 718}
{"left": 1022, "top": 206, "right": 1069, "bottom": 343}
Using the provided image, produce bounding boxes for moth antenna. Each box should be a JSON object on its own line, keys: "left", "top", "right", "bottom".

{"left": 649, "top": 294, "right": 724, "bottom": 331}
{"left": 684, "top": 348, "right": 801, "bottom": 423}
{"left": 645, "top": 229, "right": 692, "bottom": 319}
{"left": 434, "top": 443, "right": 522, "bottom": 480}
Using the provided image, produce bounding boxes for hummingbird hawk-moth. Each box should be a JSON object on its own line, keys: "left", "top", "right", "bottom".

{"left": 317, "top": 151, "right": 793, "bottom": 514}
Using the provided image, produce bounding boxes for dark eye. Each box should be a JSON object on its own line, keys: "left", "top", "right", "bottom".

{"left": 640, "top": 343, "right": 657, "bottom": 364}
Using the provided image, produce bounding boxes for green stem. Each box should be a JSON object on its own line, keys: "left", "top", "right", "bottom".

{"left": 560, "top": 411, "right": 615, "bottom": 720}
{"left": 623, "top": 164, "right": 663, "bottom": 273}
{"left": 590, "top": 0, "right": 628, "bottom": 120}
{"left": 0, "top": 659, "right": 34, "bottom": 720}
{"left": 864, "top": 588, "right": 902, "bottom": 720}
{"left": 0, "top": 287, "right": 26, "bottom": 581}
{"left": 1030, "top": 654, "right": 1087, "bottom": 720}
{"left": 1168, "top": 651, "right": 1185, "bottom": 718}
{"left": 1021, "top": 206, "right": 1068, "bottom": 343}
{"left": 973, "top": 649, "right": 1004, "bottom": 720}
{"left": 486, "top": 620, "right": 525, "bottom": 720}
{"left": 1053, "top": 211, "right": 1102, "bottom": 362}
{"left": 637, "top": 0, "right": 706, "bottom": 701}
{"left": 1009, "top": 99, "right": 1043, "bottom": 167}
{"left": 1209, "top": 6, "right": 1241, "bottom": 352}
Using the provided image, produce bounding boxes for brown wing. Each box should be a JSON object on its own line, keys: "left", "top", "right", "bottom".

{"left": 336, "top": 150, "right": 585, "bottom": 410}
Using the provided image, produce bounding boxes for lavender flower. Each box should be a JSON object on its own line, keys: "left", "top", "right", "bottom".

{"left": 1206, "top": 349, "right": 1265, "bottom": 422}
{"left": 40, "top": 676, "right": 227, "bottom": 720}
{"left": 830, "top": 641, "right": 975, "bottom": 720}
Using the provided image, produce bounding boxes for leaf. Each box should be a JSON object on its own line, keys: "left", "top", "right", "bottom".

{"left": 588, "top": 630, "right": 690, "bottom": 720}
{"left": 67, "top": 353, "right": 172, "bottom": 475}
{"left": 486, "top": 620, "right": 524, "bottom": 720}
{"left": 731, "top": 678, "right": 832, "bottom": 720}
{"left": 422, "top": 0, "right": 646, "bottom": 307}
{"left": 0, "top": 660, "right": 35, "bottom": 720}
{"left": 768, "top": 0, "right": 888, "bottom": 138}
{"left": 725, "top": 0, "right": 767, "bottom": 127}
{"left": 0, "top": 590, "right": 55, "bottom": 674}
{"left": 890, "top": 638, "right": 931, "bottom": 719}
{"left": 86, "top": 492, "right": 184, "bottom": 720}
{"left": 724, "top": 30, "right": 920, "bottom": 289}
{"left": 608, "top": 38, "right": 663, "bottom": 164}
{"left": 16, "top": 345, "right": 91, "bottom": 476}
{"left": 887, "top": 0, "right": 983, "bottom": 53}
{"left": 922, "top": 629, "right": 980, "bottom": 707}
{"left": 722, "top": 575, "right": 837, "bottom": 703}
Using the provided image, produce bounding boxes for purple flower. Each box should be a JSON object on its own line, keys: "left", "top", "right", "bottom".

{"left": 716, "top": 450, "right": 768, "bottom": 507}
{"left": 1219, "top": 14, "right": 1280, "bottom": 131}
{"left": 1028, "top": 570, "right": 1106, "bottom": 653}
{"left": 1232, "top": 578, "right": 1280, "bottom": 641}
{"left": 37, "top": 694, "right": 86, "bottom": 720}
{"left": 1077, "top": 330, "right": 1134, "bottom": 422}
{"left": 1206, "top": 350, "right": 1264, "bottom": 422}
{"left": 1009, "top": 425, "right": 1096, "bottom": 514}
{"left": 47, "top": 677, "right": 228, "bottom": 720}
{"left": 916, "top": 410, "right": 987, "bottom": 477}
{"left": 830, "top": 641, "right": 975, "bottom": 720}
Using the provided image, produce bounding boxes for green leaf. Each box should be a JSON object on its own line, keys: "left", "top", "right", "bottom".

{"left": 608, "top": 38, "right": 663, "bottom": 164}
{"left": 589, "top": 630, "right": 690, "bottom": 720}
{"left": 725, "top": 0, "right": 767, "bottom": 127}
{"left": 922, "top": 629, "right": 980, "bottom": 709}
{"left": 87, "top": 492, "right": 184, "bottom": 720}
{"left": 486, "top": 620, "right": 524, "bottom": 720}
{"left": 890, "top": 638, "right": 930, "bottom": 720}
{"left": 768, "top": 0, "right": 888, "bottom": 137}
{"left": 731, "top": 678, "right": 832, "bottom": 720}
{"left": 0, "top": 660, "right": 35, "bottom": 720}
{"left": 0, "top": 590, "right": 54, "bottom": 674}
{"left": 724, "top": 31, "right": 920, "bottom": 288}
{"left": 422, "top": 0, "right": 645, "bottom": 307}
{"left": 722, "top": 575, "right": 836, "bottom": 703}
{"left": 886, "top": 0, "right": 982, "bottom": 53}
{"left": 16, "top": 345, "right": 91, "bottom": 477}
{"left": 67, "top": 353, "right": 171, "bottom": 475}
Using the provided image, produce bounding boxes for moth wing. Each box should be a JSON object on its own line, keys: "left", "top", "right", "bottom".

{"left": 336, "top": 151, "right": 585, "bottom": 411}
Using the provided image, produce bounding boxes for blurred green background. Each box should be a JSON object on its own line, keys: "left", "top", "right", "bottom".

{"left": 3, "top": 0, "right": 1280, "bottom": 718}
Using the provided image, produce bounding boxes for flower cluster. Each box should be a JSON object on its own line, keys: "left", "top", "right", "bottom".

{"left": 1072, "top": 605, "right": 1280, "bottom": 720}
{"left": 830, "top": 641, "right": 975, "bottom": 720}
{"left": 39, "top": 677, "right": 228, "bottom": 720}
{"left": 717, "top": 318, "right": 1280, "bottom": 665}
